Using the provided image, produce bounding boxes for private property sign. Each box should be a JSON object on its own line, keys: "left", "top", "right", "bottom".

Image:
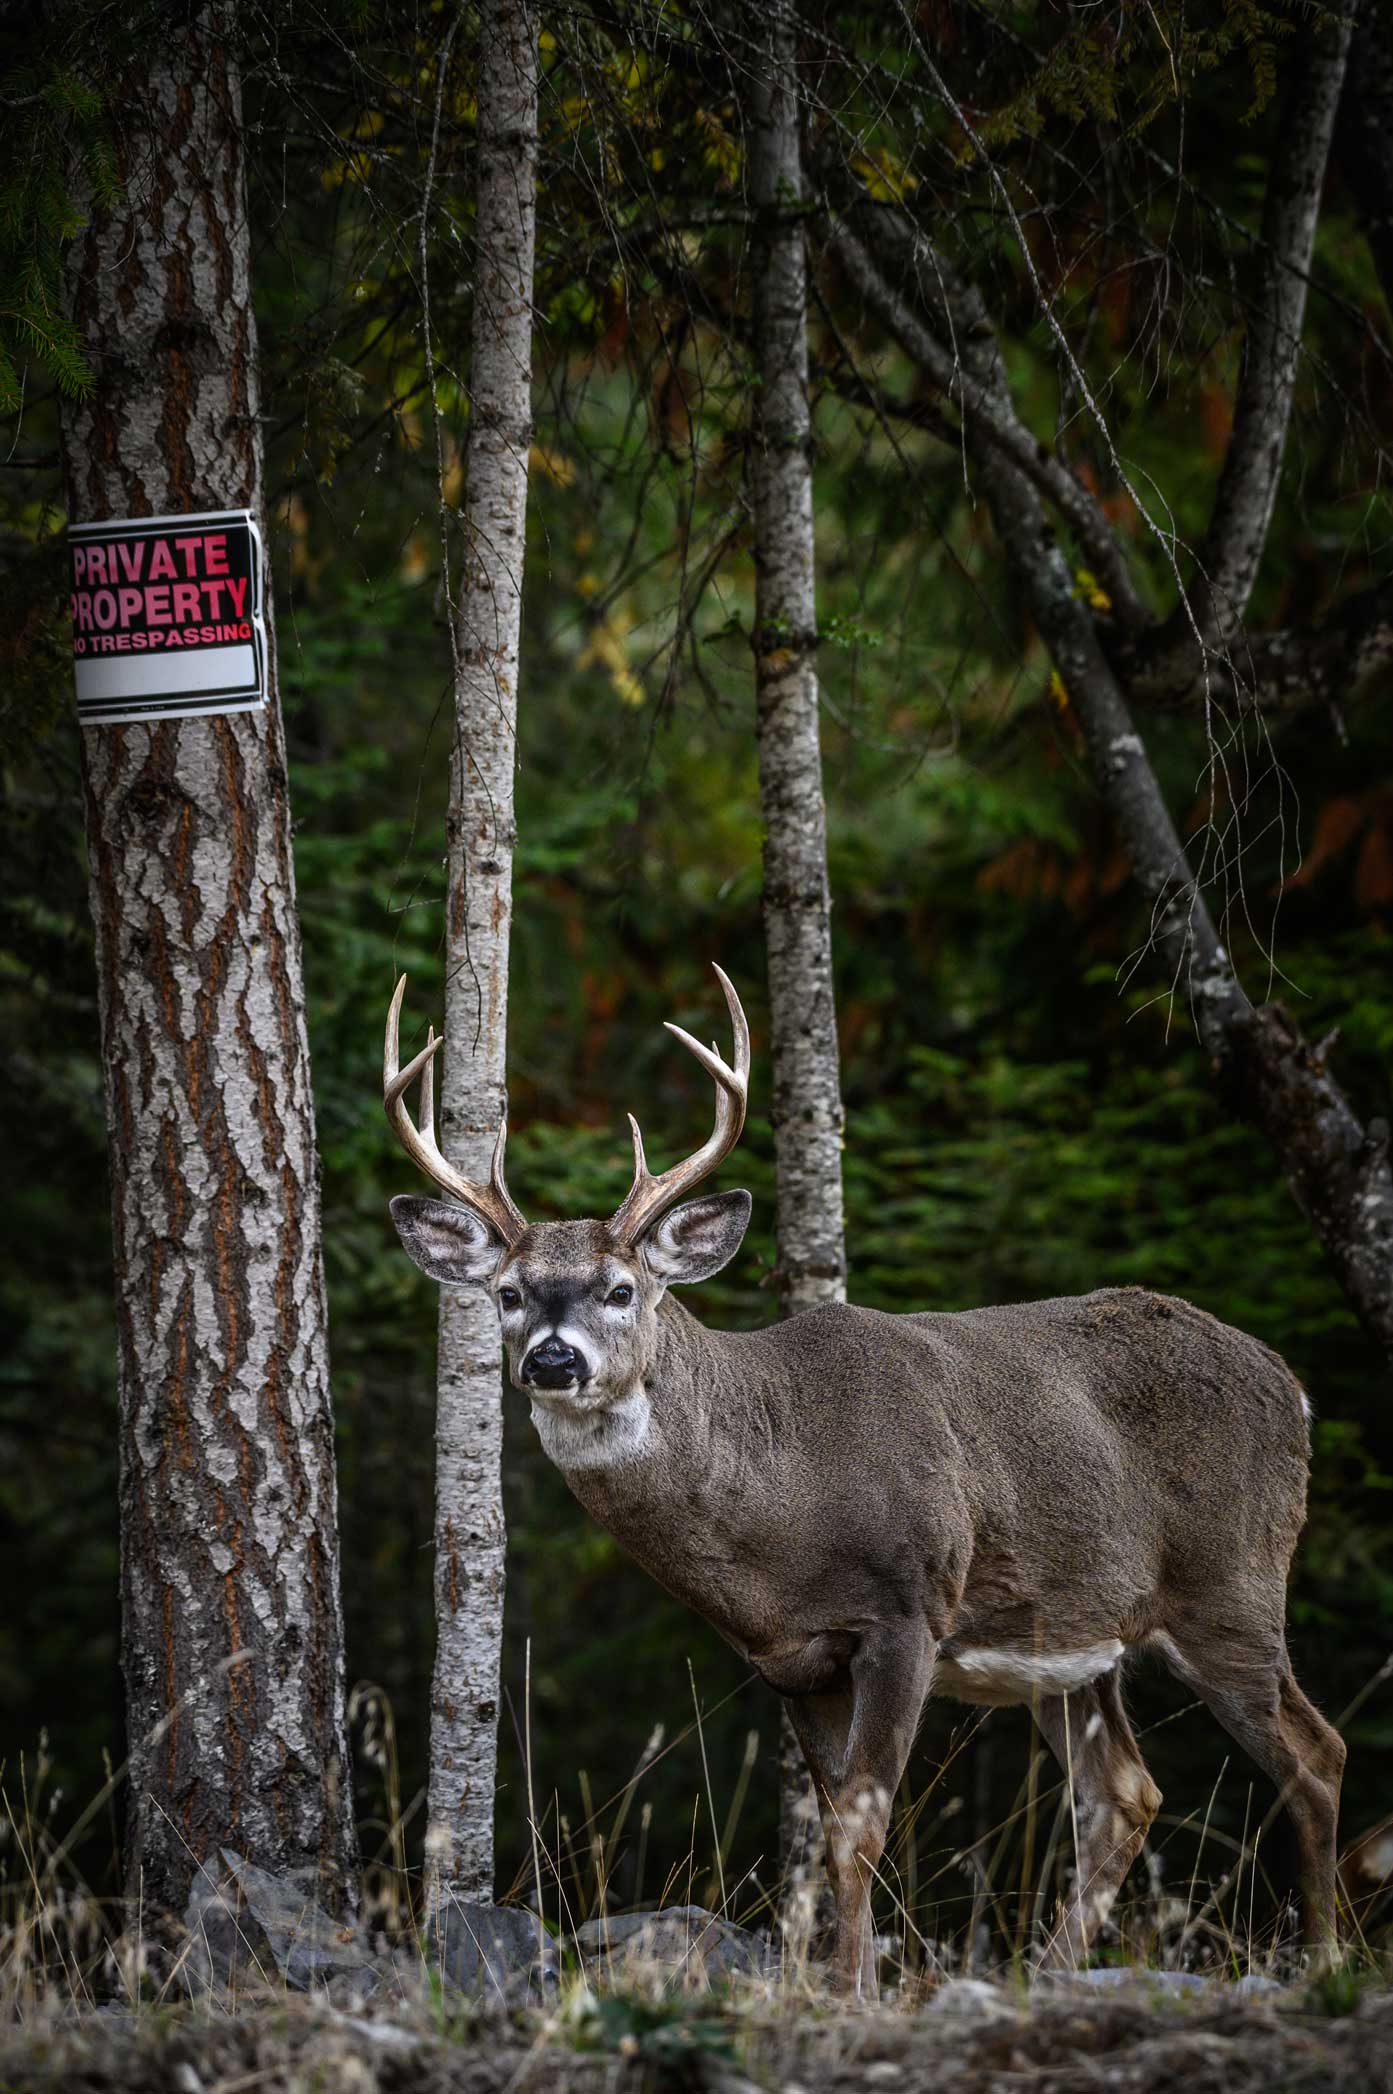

{"left": 69, "top": 510, "right": 268, "bottom": 726}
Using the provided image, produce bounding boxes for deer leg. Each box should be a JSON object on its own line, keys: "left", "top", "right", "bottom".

{"left": 786, "top": 1625, "right": 934, "bottom": 1999}
{"left": 1032, "top": 1668, "right": 1161, "bottom": 1971}
{"left": 1156, "top": 1616, "right": 1345, "bottom": 1961}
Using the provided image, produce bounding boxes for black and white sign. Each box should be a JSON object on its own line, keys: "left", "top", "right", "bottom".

{"left": 69, "top": 509, "right": 268, "bottom": 726}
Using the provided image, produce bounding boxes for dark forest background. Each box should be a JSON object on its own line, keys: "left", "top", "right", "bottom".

{"left": 2, "top": 0, "right": 1391, "bottom": 1953}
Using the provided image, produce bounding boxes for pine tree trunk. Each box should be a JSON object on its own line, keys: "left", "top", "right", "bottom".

{"left": 59, "top": 11, "right": 354, "bottom": 1923}
{"left": 747, "top": 0, "right": 846, "bottom": 1949}
{"left": 428, "top": 0, "right": 538, "bottom": 1912}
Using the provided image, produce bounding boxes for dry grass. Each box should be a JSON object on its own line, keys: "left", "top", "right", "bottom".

{"left": 3, "top": 1681, "right": 1391, "bottom": 2092}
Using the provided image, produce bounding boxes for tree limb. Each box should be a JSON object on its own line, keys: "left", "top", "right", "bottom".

{"left": 1182, "top": 4, "right": 1354, "bottom": 648}
{"left": 823, "top": 209, "right": 1148, "bottom": 632}
{"left": 1117, "top": 581, "right": 1393, "bottom": 721}
{"left": 824, "top": 197, "right": 1393, "bottom": 1361}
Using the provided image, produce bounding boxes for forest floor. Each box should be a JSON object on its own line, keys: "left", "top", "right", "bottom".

{"left": 5, "top": 1971, "right": 1393, "bottom": 2093}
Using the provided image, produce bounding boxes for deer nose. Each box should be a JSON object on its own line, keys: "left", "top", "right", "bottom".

{"left": 523, "top": 1335, "right": 584, "bottom": 1389}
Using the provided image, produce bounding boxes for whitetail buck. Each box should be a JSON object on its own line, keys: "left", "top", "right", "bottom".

{"left": 385, "top": 968, "right": 1344, "bottom": 1994}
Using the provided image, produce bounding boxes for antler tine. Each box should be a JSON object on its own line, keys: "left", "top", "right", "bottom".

{"left": 610, "top": 964, "right": 751, "bottom": 1246}
{"left": 383, "top": 975, "right": 526, "bottom": 1243}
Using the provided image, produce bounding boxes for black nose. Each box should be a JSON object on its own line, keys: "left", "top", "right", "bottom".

{"left": 523, "top": 1336, "right": 584, "bottom": 1389}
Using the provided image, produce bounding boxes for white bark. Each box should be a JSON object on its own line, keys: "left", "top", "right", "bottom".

{"left": 748, "top": 3, "right": 848, "bottom": 1321}
{"left": 59, "top": 11, "right": 354, "bottom": 1922}
{"left": 428, "top": 0, "right": 538, "bottom": 1910}
{"left": 746, "top": 1, "right": 845, "bottom": 1932}
{"left": 1192, "top": 5, "right": 1353, "bottom": 641}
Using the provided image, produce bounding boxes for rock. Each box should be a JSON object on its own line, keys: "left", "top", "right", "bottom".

{"left": 182, "top": 1852, "right": 402, "bottom": 2003}
{"left": 927, "top": 1976, "right": 1020, "bottom": 2021}
{"left": 181, "top": 1857, "right": 274, "bottom": 1996}
{"left": 575, "top": 1905, "right": 774, "bottom": 1986}
{"left": 1035, "top": 1965, "right": 1209, "bottom": 1996}
{"left": 327, "top": 2012, "right": 424, "bottom": 2053}
{"left": 1232, "top": 1972, "right": 1284, "bottom": 1999}
{"left": 427, "top": 1900, "right": 557, "bottom": 2003}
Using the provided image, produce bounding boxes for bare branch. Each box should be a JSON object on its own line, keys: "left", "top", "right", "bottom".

{"left": 825, "top": 195, "right": 1393, "bottom": 1360}
{"left": 1188, "top": 5, "right": 1354, "bottom": 643}
{"left": 822, "top": 205, "right": 1149, "bottom": 633}
{"left": 1121, "top": 583, "right": 1393, "bottom": 721}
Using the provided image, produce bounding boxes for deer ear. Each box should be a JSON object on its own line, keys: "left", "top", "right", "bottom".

{"left": 390, "top": 1195, "right": 504, "bottom": 1285}
{"left": 642, "top": 1189, "right": 752, "bottom": 1285}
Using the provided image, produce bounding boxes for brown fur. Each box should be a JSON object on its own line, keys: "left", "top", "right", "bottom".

{"left": 394, "top": 1188, "right": 1344, "bottom": 1996}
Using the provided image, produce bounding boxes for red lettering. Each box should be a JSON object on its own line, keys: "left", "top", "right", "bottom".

{"left": 88, "top": 546, "right": 111, "bottom": 584}
{"left": 145, "top": 585, "right": 171, "bottom": 624}
{"left": 74, "top": 591, "right": 94, "bottom": 632}
{"left": 92, "top": 590, "right": 118, "bottom": 630}
{"left": 172, "top": 582, "right": 201, "bottom": 622}
{"left": 117, "top": 541, "right": 145, "bottom": 582}
{"left": 118, "top": 587, "right": 143, "bottom": 626}
{"left": 203, "top": 578, "right": 225, "bottom": 617}
{"left": 116, "top": 633, "right": 130, "bottom": 651}
{"left": 173, "top": 536, "right": 203, "bottom": 577}
{"left": 226, "top": 578, "right": 248, "bottom": 618}
{"left": 205, "top": 534, "right": 229, "bottom": 576}
{"left": 149, "top": 541, "right": 176, "bottom": 581}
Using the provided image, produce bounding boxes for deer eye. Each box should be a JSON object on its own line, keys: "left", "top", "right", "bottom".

{"left": 498, "top": 1286, "right": 522, "bottom": 1311}
{"left": 606, "top": 1284, "right": 633, "bottom": 1308}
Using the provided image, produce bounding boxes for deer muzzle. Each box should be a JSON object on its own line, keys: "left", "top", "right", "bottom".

{"left": 522, "top": 1334, "right": 588, "bottom": 1391}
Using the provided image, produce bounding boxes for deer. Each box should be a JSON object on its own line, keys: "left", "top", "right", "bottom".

{"left": 383, "top": 966, "right": 1345, "bottom": 1996}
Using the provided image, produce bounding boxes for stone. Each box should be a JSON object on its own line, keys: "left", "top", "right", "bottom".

{"left": 182, "top": 1852, "right": 398, "bottom": 2003}
{"left": 575, "top": 1905, "right": 774, "bottom": 1986}
{"left": 1035, "top": 1965, "right": 1209, "bottom": 1996}
{"left": 927, "top": 1976, "right": 1020, "bottom": 2020}
{"left": 428, "top": 1900, "right": 557, "bottom": 2003}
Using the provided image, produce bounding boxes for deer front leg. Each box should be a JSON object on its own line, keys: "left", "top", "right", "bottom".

{"left": 786, "top": 1625, "right": 935, "bottom": 1998}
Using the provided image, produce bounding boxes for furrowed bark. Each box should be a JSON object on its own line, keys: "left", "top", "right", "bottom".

{"left": 827, "top": 207, "right": 1393, "bottom": 1363}
{"left": 1181, "top": 4, "right": 1353, "bottom": 649}
{"left": 59, "top": 11, "right": 354, "bottom": 1921}
{"left": 429, "top": 0, "right": 537, "bottom": 1911}
{"left": 746, "top": 0, "right": 844, "bottom": 1940}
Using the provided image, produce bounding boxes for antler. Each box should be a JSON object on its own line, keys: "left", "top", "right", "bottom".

{"left": 383, "top": 975, "right": 527, "bottom": 1245}
{"left": 609, "top": 964, "right": 750, "bottom": 1245}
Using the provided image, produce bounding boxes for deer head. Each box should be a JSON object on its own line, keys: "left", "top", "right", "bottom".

{"left": 385, "top": 966, "right": 752, "bottom": 1417}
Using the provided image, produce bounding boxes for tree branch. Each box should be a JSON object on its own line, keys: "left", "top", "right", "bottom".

{"left": 824, "top": 195, "right": 1393, "bottom": 1361}
{"left": 1185, "top": 4, "right": 1354, "bottom": 646}
{"left": 823, "top": 208, "right": 1148, "bottom": 632}
{"left": 1118, "top": 580, "right": 1393, "bottom": 721}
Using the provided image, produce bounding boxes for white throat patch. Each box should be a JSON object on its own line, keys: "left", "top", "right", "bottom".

{"left": 531, "top": 1385, "right": 653, "bottom": 1472}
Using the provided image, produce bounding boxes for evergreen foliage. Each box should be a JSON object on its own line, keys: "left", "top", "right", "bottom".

{"left": 2, "top": 0, "right": 1390, "bottom": 1960}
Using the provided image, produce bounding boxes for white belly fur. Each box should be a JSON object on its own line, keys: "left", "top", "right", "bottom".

{"left": 936, "top": 1639, "right": 1124, "bottom": 1707}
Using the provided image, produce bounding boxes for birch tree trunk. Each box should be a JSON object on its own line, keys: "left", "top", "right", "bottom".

{"left": 746, "top": 1, "right": 846, "bottom": 1949}
{"left": 59, "top": 10, "right": 354, "bottom": 1922}
{"left": 428, "top": 0, "right": 538, "bottom": 1914}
